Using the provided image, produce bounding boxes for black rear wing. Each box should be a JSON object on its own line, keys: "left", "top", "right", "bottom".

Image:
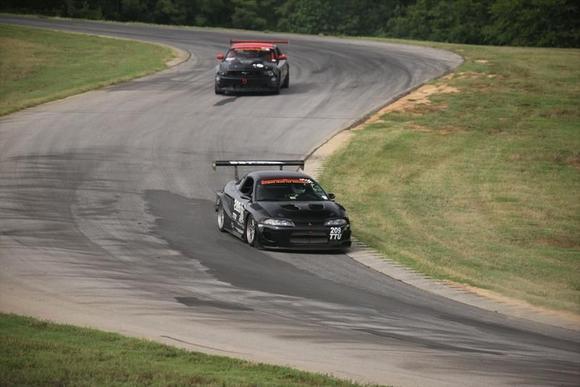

{"left": 213, "top": 160, "right": 304, "bottom": 179}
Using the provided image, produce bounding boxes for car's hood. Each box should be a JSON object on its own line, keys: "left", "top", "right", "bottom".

{"left": 254, "top": 201, "right": 346, "bottom": 223}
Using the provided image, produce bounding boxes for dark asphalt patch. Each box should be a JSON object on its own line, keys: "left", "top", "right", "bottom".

{"left": 355, "top": 328, "right": 504, "bottom": 355}
{"left": 175, "top": 296, "right": 252, "bottom": 311}
{"left": 213, "top": 97, "right": 237, "bottom": 106}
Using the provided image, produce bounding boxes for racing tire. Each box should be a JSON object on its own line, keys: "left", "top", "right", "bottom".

{"left": 215, "top": 83, "right": 224, "bottom": 95}
{"left": 216, "top": 203, "right": 226, "bottom": 232}
{"left": 282, "top": 72, "right": 289, "bottom": 88}
{"left": 244, "top": 216, "right": 261, "bottom": 248}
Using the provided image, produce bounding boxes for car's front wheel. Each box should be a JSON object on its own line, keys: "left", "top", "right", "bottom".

{"left": 215, "top": 83, "right": 224, "bottom": 95}
{"left": 216, "top": 203, "right": 226, "bottom": 232}
{"left": 244, "top": 216, "right": 260, "bottom": 247}
{"left": 282, "top": 72, "right": 289, "bottom": 88}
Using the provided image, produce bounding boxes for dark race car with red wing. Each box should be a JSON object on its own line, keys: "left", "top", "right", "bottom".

{"left": 213, "top": 161, "right": 351, "bottom": 251}
{"left": 214, "top": 40, "right": 290, "bottom": 95}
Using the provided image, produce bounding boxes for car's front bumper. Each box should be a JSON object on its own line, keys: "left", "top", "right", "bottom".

{"left": 257, "top": 224, "right": 352, "bottom": 251}
{"left": 216, "top": 75, "right": 280, "bottom": 92}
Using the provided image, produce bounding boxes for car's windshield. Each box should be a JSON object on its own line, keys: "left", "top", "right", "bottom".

{"left": 255, "top": 178, "right": 328, "bottom": 202}
{"left": 226, "top": 48, "right": 273, "bottom": 62}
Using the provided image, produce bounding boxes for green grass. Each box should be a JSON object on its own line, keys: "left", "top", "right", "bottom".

{"left": 0, "top": 313, "right": 371, "bottom": 386}
{"left": 0, "top": 24, "right": 174, "bottom": 116}
{"left": 321, "top": 43, "right": 580, "bottom": 313}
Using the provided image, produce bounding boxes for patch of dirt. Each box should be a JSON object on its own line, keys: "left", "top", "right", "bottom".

{"left": 437, "top": 126, "right": 464, "bottom": 135}
{"left": 407, "top": 123, "right": 462, "bottom": 135}
{"left": 408, "top": 123, "right": 431, "bottom": 132}
{"left": 539, "top": 108, "right": 577, "bottom": 118}
{"left": 362, "top": 83, "right": 460, "bottom": 123}
{"left": 568, "top": 155, "right": 580, "bottom": 170}
{"left": 537, "top": 237, "right": 579, "bottom": 249}
{"left": 450, "top": 71, "right": 489, "bottom": 80}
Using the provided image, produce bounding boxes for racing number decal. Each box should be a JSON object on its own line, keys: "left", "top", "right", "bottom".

{"left": 233, "top": 199, "right": 245, "bottom": 224}
{"left": 329, "top": 227, "right": 342, "bottom": 240}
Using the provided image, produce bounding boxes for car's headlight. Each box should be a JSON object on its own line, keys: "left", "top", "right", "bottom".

{"left": 262, "top": 218, "right": 295, "bottom": 227}
{"left": 324, "top": 218, "right": 348, "bottom": 226}
{"left": 217, "top": 71, "right": 226, "bottom": 76}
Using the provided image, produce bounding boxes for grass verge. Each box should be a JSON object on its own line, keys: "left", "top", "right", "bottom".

{"left": 0, "top": 24, "right": 174, "bottom": 116}
{"left": 320, "top": 42, "right": 580, "bottom": 313}
{"left": 0, "top": 313, "right": 370, "bottom": 386}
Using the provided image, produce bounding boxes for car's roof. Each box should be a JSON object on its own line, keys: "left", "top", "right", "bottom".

{"left": 231, "top": 42, "right": 276, "bottom": 50}
{"left": 247, "top": 170, "right": 312, "bottom": 180}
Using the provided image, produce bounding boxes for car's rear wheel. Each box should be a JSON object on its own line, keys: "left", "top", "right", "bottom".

{"left": 216, "top": 203, "right": 226, "bottom": 232}
{"left": 245, "top": 216, "right": 260, "bottom": 247}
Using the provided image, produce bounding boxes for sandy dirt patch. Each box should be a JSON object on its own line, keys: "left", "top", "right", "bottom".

{"left": 365, "top": 83, "right": 459, "bottom": 122}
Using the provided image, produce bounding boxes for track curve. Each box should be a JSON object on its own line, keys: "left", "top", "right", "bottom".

{"left": 1, "top": 16, "right": 579, "bottom": 386}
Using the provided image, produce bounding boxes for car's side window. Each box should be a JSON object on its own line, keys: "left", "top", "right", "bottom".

{"left": 225, "top": 49, "right": 237, "bottom": 60}
{"left": 240, "top": 177, "right": 254, "bottom": 196}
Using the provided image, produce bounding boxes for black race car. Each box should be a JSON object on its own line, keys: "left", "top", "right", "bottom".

{"left": 213, "top": 161, "right": 351, "bottom": 251}
{"left": 214, "top": 40, "right": 290, "bottom": 95}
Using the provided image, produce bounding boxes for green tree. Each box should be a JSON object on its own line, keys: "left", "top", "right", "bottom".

{"left": 153, "top": 0, "right": 186, "bottom": 24}
{"left": 277, "top": 0, "right": 400, "bottom": 36}
{"left": 119, "top": 0, "right": 150, "bottom": 22}
{"left": 231, "top": 0, "right": 283, "bottom": 30}
{"left": 485, "top": 0, "right": 580, "bottom": 47}
{"left": 387, "top": 0, "right": 492, "bottom": 44}
{"left": 194, "top": 0, "right": 232, "bottom": 27}
{"left": 231, "top": 0, "right": 266, "bottom": 30}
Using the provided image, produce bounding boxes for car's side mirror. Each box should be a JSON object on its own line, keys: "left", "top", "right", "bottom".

{"left": 278, "top": 54, "right": 287, "bottom": 61}
{"left": 328, "top": 193, "right": 336, "bottom": 200}
{"left": 216, "top": 53, "right": 225, "bottom": 61}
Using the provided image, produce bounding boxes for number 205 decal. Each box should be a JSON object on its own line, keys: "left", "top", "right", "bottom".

{"left": 329, "top": 227, "right": 342, "bottom": 240}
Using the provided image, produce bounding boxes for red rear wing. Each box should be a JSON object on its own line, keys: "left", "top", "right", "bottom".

{"left": 230, "top": 39, "right": 288, "bottom": 45}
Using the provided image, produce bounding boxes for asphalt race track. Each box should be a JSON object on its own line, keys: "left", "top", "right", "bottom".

{"left": 1, "top": 16, "right": 579, "bottom": 386}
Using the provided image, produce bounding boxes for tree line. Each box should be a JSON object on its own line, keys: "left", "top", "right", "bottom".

{"left": 2, "top": 0, "right": 579, "bottom": 47}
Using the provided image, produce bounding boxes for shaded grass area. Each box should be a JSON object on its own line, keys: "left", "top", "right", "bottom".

{"left": 0, "top": 24, "right": 173, "bottom": 115}
{"left": 321, "top": 43, "right": 580, "bottom": 313}
{"left": 0, "top": 313, "right": 370, "bottom": 386}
